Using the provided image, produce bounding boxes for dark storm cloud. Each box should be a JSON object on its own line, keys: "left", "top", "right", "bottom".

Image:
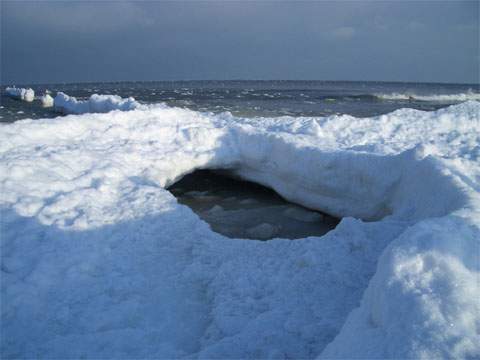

{"left": 1, "top": 1, "right": 478, "bottom": 84}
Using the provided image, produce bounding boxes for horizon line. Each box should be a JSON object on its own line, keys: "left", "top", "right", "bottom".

{"left": 3, "top": 79, "right": 480, "bottom": 87}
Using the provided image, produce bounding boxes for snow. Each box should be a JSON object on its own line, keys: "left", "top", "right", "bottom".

{"left": 321, "top": 215, "right": 480, "bottom": 359}
{"left": 1, "top": 100, "right": 479, "bottom": 358}
{"left": 5, "top": 86, "right": 35, "bottom": 102}
{"left": 54, "top": 91, "right": 142, "bottom": 114}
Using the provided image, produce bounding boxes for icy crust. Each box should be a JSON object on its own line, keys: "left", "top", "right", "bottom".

{"left": 1, "top": 101, "right": 479, "bottom": 358}
{"left": 54, "top": 91, "right": 142, "bottom": 114}
{"left": 5, "top": 86, "right": 35, "bottom": 102}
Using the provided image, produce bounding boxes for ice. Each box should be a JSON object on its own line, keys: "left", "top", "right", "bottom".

{"left": 1, "top": 100, "right": 479, "bottom": 358}
{"left": 54, "top": 92, "right": 142, "bottom": 114}
{"left": 245, "top": 222, "right": 278, "bottom": 239}
{"left": 5, "top": 86, "right": 35, "bottom": 102}
{"left": 40, "top": 93, "right": 54, "bottom": 108}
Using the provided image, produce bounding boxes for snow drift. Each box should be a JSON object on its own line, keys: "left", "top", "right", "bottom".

{"left": 5, "top": 86, "right": 35, "bottom": 102}
{"left": 1, "top": 100, "right": 479, "bottom": 358}
{"left": 54, "top": 92, "right": 142, "bottom": 114}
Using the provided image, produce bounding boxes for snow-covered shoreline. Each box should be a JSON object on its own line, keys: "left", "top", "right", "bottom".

{"left": 1, "top": 101, "right": 479, "bottom": 358}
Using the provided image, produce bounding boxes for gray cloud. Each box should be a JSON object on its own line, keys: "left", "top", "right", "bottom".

{"left": 4, "top": 1, "right": 152, "bottom": 33}
{"left": 331, "top": 27, "right": 356, "bottom": 40}
{"left": 1, "top": 1, "right": 478, "bottom": 84}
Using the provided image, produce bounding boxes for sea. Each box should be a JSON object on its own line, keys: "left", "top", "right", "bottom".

{"left": 1, "top": 80, "right": 479, "bottom": 123}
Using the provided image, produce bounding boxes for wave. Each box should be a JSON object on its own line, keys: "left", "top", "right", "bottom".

{"left": 37, "top": 90, "right": 480, "bottom": 118}
{"left": 375, "top": 91, "right": 480, "bottom": 102}
{"left": 51, "top": 90, "right": 480, "bottom": 118}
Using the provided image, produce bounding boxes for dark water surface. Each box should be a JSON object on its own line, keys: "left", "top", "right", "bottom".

{"left": 168, "top": 169, "right": 339, "bottom": 240}
{"left": 1, "top": 80, "right": 478, "bottom": 122}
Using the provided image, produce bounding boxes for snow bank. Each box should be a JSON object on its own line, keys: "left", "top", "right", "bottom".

{"left": 376, "top": 91, "right": 480, "bottom": 102}
{"left": 321, "top": 214, "right": 480, "bottom": 359}
{"left": 54, "top": 92, "right": 142, "bottom": 114}
{"left": 5, "top": 86, "right": 35, "bottom": 102}
{"left": 0, "top": 101, "right": 479, "bottom": 358}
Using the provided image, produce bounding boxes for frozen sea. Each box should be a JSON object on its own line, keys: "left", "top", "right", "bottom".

{"left": 1, "top": 81, "right": 479, "bottom": 359}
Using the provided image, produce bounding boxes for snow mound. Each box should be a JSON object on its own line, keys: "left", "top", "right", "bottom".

{"left": 376, "top": 91, "right": 480, "bottom": 102}
{"left": 54, "top": 92, "right": 142, "bottom": 114}
{"left": 5, "top": 86, "right": 35, "bottom": 102}
{"left": 1, "top": 101, "right": 479, "bottom": 359}
{"left": 321, "top": 215, "right": 480, "bottom": 359}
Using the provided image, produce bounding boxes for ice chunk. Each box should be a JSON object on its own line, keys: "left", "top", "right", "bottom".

{"left": 5, "top": 86, "right": 35, "bottom": 102}
{"left": 40, "top": 93, "right": 54, "bottom": 108}
{"left": 246, "top": 223, "right": 278, "bottom": 239}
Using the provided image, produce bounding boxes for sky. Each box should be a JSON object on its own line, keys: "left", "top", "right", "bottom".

{"left": 1, "top": 1, "right": 478, "bottom": 84}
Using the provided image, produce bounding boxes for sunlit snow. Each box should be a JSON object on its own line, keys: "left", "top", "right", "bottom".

{"left": 1, "top": 100, "right": 479, "bottom": 359}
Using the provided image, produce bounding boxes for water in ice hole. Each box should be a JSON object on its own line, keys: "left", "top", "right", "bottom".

{"left": 167, "top": 169, "right": 340, "bottom": 240}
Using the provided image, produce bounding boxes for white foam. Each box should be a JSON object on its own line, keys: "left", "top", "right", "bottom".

{"left": 0, "top": 101, "right": 479, "bottom": 358}
{"left": 376, "top": 91, "right": 480, "bottom": 102}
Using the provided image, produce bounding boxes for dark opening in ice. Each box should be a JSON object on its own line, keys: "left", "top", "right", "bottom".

{"left": 167, "top": 169, "right": 340, "bottom": 240}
